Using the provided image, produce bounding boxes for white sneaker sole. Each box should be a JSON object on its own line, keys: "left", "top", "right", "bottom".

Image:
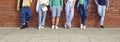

{"left": 38, "top": 27, "right": 41, "bottom": 29}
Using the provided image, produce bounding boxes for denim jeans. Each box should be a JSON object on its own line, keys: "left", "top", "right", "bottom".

{"left": 98, "top": 5, "right": 106, "bottom": 25}
{"left": 78, "top": 4, "right": 88, "bottom": 25}
{"left": 65, "top": 2, "right": 74, "bottom": 27}
{"left": 20, "top": 6, "right": 32, "bottom": 24}
{"left": 38, "top": 5, "right": 47, "bottom": 27}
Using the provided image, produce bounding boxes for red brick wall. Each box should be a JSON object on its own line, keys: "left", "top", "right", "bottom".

{"left": 0, "top": 0, "right": 120, "bottom": 27}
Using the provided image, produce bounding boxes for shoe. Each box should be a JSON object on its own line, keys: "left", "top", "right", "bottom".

{"left": 100, "top": 26, "right": 104, "bottom": 28}
{"left": 52, "top": 25, "right": 55, "bottom": 29}
{"left": 83, "top": 25, "right": 86, "bottom": 29}
{"left": 38, "top": 26, "right": 41, "bottom": 29}
{"left": 67, "top": 26, "right": 71, "bottom": 29}
{"left": 55, "top": 26, "right": 59, "bottom": 29}
{"left": 21, "top": 25, "right": 26, "bottom": 29}
{"left": 25, "top": 23, "right": 28, "bottom": 28}
{"left": 64, "top": 24, "right": 67, "bottom": 28}
{"left": 41, "top": 26, "right": 44, "bottom": 29}
{"left": 81, "top": 24, "right": 83, "bottom": 29}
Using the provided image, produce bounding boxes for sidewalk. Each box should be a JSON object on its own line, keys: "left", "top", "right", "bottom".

{"left": 0, "top": 27, "right": 120, "bottom": 42}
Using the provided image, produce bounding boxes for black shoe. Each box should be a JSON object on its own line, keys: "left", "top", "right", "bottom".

{"left": 25, "top": 23, "right": 28, "bottom": 28}
{"left": 67, "top": 26, "right": 71, "bottom": 29}
{"left": 100, "top": 26, "right": 104, "bottom": 28}
{"left": 21, "top": 25, "right": 26, "bottom": 29}
{"left": 67, "top": 27, "right": 70, "bottom": 29}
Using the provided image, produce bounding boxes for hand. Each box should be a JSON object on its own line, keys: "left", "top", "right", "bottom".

{"left": 70, "top": 7, "right": 73, "bottom": 12}
{"left": 17, "top": 8, "right": 20, "bottom": 11}
{"left": 43, "top": 4, "right": 47, "bottom": 6}
{"left": 106, "top": 7, "right": 109, "bottom": 11}
{"left": 84, "top": 7, "right": 88, "bottom": 10}
{"left": 60, "top": 8, "right": 63, "bottom": 12}
{"left": 36, "top": 9, "right": 38, "bottom": 12}
{"left": 50, "top": 8, "right": 52, "bottom": 11}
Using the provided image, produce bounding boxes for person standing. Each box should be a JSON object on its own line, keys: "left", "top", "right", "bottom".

{"left": 50, "top": 0, "right": 63, "bottom": 29}
{"left": 36, "top": 0, "right": 49, "bottom": 29}
{"left": 17, "top": 0, "right": 32, "bottom": 29}
{"left": 76, "top": 0, "right": 90, "bottom": 29}
{"left": 94, "top": 0, "right": 109, "bottom": 28}
{"left": 64, "top": 0, "right": 76, "bottom": 29}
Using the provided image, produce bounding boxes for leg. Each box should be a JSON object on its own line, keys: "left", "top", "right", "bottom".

{"left": 65, "top": 3, "right": 70, "bottom": 28}
{"left": 100, "top": 6, "right": 106, "bottom": 28}
{"left": 20, "top": 8, "right": 27, "bottom": 29}
{"left": 41, "top": 11, "right": 47, "bottom": 27}
{"left": 26, "top": 7, "right": 32, "bottom": 28}
{"left": 55, "top": 6, "right": 61, "bottom": 29}
{"left": 51, "top": 6, "right": 57, "bottom": 29}
{"left": 82, "top": 10, "right": 88, "bottom": 25}
{"left": 98, "top": 5, "right": 102, "bottom": 20}
{"left": 79, "top": 5, "right": 84, "bottom": 23}
{"left": 67, "top": 8, "right": 74, "bottom": 28}
{"left": 38, "top": 6, "right": 42, "bottom": 28}
{"left": 56, "top": 16, "right": 60, "bottom": 26}
{"left": 56, "top": 6, "right": 61, "bottom": 26}
{"left": 79, "top": 5, "right": 84, "bottom": 28}
{"left": 26, "top": 7, "right": 32, "bottom": 23}
{"left": 82, "top": 9, "right": 88, "bottom": 28}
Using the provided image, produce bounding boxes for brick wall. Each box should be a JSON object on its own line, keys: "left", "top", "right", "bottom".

{"left": 0, "top": 0, "right": 120, "bottom": 27}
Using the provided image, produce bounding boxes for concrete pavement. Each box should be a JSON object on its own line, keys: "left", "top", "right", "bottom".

{"left": 0, "top": 27, "right": 120, "bottom": 42}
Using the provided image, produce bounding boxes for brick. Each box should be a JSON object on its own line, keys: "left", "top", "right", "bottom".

{"left": 0, "top": 0, "right": 120, "bottom": 27}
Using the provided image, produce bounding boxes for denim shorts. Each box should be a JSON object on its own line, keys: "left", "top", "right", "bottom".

{"left": 52, "top": 6, "right": 61, "bottom": 17}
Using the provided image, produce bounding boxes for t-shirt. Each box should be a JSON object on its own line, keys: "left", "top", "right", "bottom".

{"left": 98, "top": 0, "right": 107, "bottom": 5}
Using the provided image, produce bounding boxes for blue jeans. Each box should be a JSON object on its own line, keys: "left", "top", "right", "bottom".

{"left": 78, "top": 4, "right": 88, "bottom": 25}
{"left": 52, "top": 6, "right": 61, "bottom": 17}
{"left": 98, "top": 5, "right": 106, "bottom": 25}
{"left": 20, "top": 6, "right": 32, "bottom": 24}
{"left": 38, "top": 5, "right": 47, "bottom": 27}
{"left": 65, "top": 2, "right": 74, "bottom": 27}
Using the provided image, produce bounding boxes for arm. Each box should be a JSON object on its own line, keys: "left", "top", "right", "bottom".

{"left": 30, "top": 0, "right": 32, "bottom": 3}
{"left": 46, "top": 0, "right": 49, "bottom": 6}
{"left": 50, "top": 0, "right": 52, "bottom": 8}
{"left": 76, "top": 0, "right": 80, "bottom": 8}
{"left": 73, "top": 0, "right": 76, "bottom": 7}
{"left": 50, "top": 0, "right": 52, "bottom": 11}
{"left": 71, "top": 0, "right": 76, "bottom": 8}
{"left": 60, "top": 0, "right": 63, "bottom": 8}
{"left": 36, "top": 0, "right": 39, "bottom": 12}
{"left": 42, "top": 0, "right": 49, "bottom": 7}
{"left": 64, "top": 0, "right": 67, "bottom": 5}
{"left": 94, "top": 0, "right": 98, "bottom": 5}
{"left": 85, "top": 0, "right": 90, "bottom": 9}
{"left": 106, "top": 0, "right": 109, "bottom": 7}
{"left": 70, "top": 0, "right": 76, "bottom": 12}
{"left": 17, "top": 0, "right": 20, "bottom": 11}
{"left": 60, "top": 0, "right": 63, "bottom": 11}
{"left": 106, "top": 0, "right": 109, "bottom": 10}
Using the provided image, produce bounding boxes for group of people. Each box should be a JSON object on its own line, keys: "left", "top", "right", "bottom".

{"left": 17, "top": 0, "right": 109, "bottom": 29}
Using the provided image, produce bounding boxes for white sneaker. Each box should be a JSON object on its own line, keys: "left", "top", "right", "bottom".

{"left": 68, "top": 26, "right": 71, "bottom": 29}
{"left": 41, "top": 26, "right": 44, "bottom": 29}
{"left": 81, "top": 24, "right": 83, "bottom": 29}
{"left": 38, "top": 26, "right": 41, "bottom": 29}
{"left": 83, "top": 25, "right": 86, "bottom": 29}
{"left": 55, "top": 26, "right": 59, "bottom": 29}
{"left": 52, "top": 25, "right": 55, "bottom": 29}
